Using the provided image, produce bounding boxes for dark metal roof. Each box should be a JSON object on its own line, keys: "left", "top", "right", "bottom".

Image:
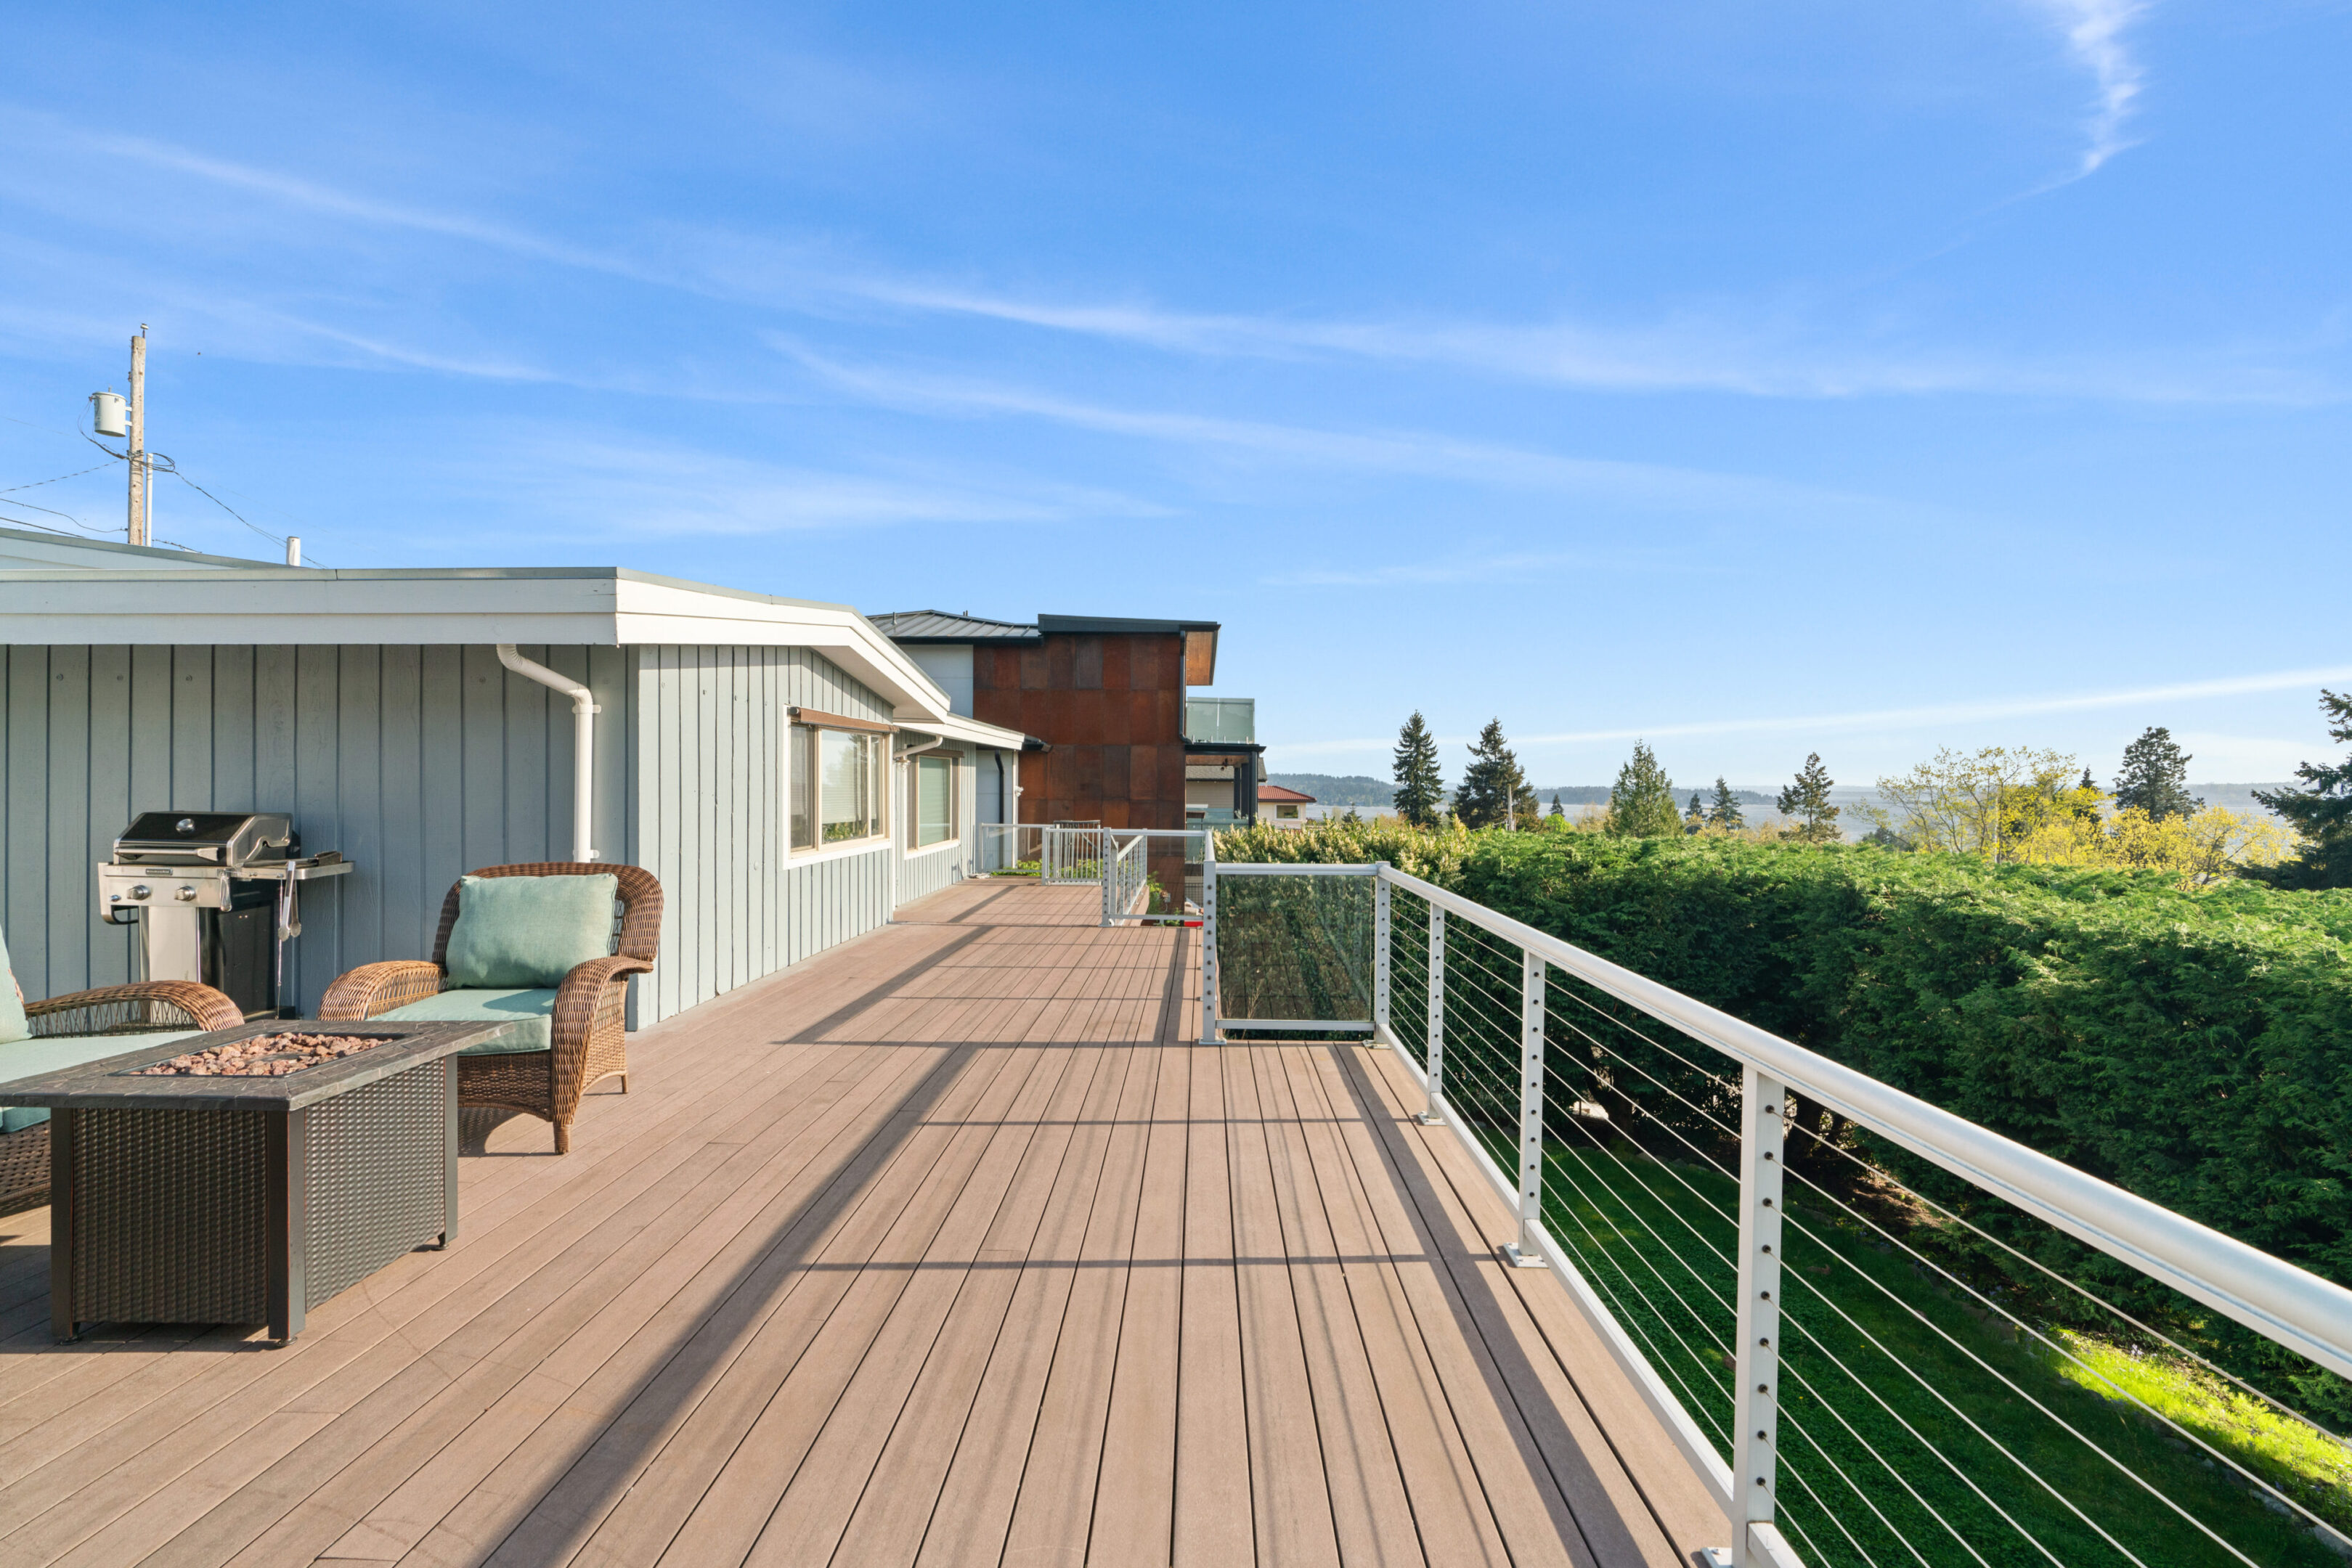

{"left": 869, "top": 610, "right": 1222, "bottom": 644}
{"left": 867, "top": 610, "right": 1044, "bottom": 644}
{"left": 1037, "top": 613, "right": 1219, "bottom": 635}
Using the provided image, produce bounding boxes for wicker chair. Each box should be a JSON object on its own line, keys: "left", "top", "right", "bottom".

{"left": 0, "top": 980, "right": 246, "bottom": 1212}
{"left": 318, "top": 862, "right": 662, "bottom": 1153}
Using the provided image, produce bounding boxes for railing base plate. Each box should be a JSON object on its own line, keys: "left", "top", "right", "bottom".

{"left": 1499, "top": 1244, "right": 1549, "bottom": 1270}
{"left": 1415, "top": 1111, "right": 1445, "bottom": 1126}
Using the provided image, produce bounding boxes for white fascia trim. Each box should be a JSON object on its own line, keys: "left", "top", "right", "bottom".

{"left": 0, "top": 566, "right": 967, "bottom": 727}
{"left": 898, "top": 714, "right": 1027, "bottom": 751}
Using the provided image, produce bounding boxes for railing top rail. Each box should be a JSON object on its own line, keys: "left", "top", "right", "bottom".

{"left": 1213, "top": 862, "right": 1381, "bottom": 876}
{"left": 1368, "top": 862, "right": 2352, "bottom": 1383}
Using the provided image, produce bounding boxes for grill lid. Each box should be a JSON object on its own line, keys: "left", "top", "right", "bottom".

{"left": 113, "top": 811, "right": 293, "bottom": 867}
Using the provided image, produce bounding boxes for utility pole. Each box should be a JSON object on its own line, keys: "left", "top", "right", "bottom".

{"left": 126, "top": 326, "right": 149, "bottom": 546}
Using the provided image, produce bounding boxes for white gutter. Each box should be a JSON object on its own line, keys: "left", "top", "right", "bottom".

{"left": 497, "top": 645, "right": 599, "bottom": 862}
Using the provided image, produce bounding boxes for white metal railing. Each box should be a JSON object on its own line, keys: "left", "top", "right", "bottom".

{"left": 976, "top": 824, "right": 1210, "bottom": 926}
{"left": 1198, "top": 855, "right": 2352, "bottom": 1568}
{"left": 1103, "top": 833, "right": 1149, "bottom": 925}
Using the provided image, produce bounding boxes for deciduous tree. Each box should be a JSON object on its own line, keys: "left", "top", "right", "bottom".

{"left": 1606, "top": 742, "right": 1680, "bottom": 838}
{"left": 1391, "top": 711, "right": 1445, "bottom": 829}
{"left": 1775, "top": 754, "right": 1840, "bottom": 843}
{"left": 1855, "top": 746, "right": 2075, "bottom": 860}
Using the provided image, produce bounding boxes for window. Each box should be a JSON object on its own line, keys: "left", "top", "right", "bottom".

{"left": 791, "top": 722, "right": 885, "bottom": 849}
{"left": 1277, "top": 804, "right": 1300, "bottom": 819}
{"left": 912, "top": 753, "right": 958, "bottom": 847}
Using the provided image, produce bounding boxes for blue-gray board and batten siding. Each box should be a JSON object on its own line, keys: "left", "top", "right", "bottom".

{"left": 0, "top": 642, "right": 937, "bottom": 1029}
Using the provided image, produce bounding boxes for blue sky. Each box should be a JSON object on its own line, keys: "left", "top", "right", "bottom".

{"left": 3, "top": 1, "right": 2348, "bottom": 791}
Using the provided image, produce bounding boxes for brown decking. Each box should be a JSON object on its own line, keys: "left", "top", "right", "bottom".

{"left": 0, "top": 879, "right": 1717, "bottom": 1567}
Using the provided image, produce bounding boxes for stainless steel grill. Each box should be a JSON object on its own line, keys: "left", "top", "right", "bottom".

{"left": 97, "top": 811, "right": 353, "bottom": 1019}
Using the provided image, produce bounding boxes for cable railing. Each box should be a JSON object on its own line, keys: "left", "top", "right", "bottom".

{"left": 974, "top": 824, "right": 1208, "bottom": 925}
{"left": 1200, "top": 854, "right": 2352, "bottom": 1568}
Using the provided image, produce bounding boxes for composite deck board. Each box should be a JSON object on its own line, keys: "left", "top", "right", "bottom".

{"left": 0, "top": 879, "right": 1706, "bottom": 1567}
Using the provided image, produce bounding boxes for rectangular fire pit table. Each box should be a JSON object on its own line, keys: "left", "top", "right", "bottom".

{"left": 0, "top": 1018, "right": 510, "bottom": 1343}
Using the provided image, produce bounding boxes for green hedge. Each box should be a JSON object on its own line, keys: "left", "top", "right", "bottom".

{"left": 1221, "top": 821, "right": 2352, "bottom": 1408}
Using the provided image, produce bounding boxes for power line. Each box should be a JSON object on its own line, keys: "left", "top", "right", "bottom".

{"left": 0, "top": 461, "right": 115, "bottom": 495}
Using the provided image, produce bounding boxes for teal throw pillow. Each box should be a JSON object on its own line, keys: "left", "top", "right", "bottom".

{"left": 0, "top": 924, "right": 26, "bottom": 1044}
{"left": 444, "top": 873, "right": 619, "bottom": 989}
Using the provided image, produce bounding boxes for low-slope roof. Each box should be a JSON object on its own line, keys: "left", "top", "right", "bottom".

{"left": 868, "top": 610, "right": 1043, "bottom": 644}
{"left": 872, "top": 609, "right": 1221, "bottom": 685}
{"left": 0, "top": 524, "right": 277, "bottom": 572}
{"left": 0, "top": 563, "right": 1024, "bottom": 748}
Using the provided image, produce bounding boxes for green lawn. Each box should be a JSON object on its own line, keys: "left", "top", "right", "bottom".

{"left": 1492, "top": 1132, "right": 2349, "bottom": 1567}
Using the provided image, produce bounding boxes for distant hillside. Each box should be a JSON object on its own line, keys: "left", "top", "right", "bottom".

{"left": 1533, "top": 784, "right": 1778, "bottom": 806}
{"left": 1271, "top": 776, "right": 2296, "bottom": 825}
{"left": 1268, "top": 773, "right": 1393, "bottom": 806}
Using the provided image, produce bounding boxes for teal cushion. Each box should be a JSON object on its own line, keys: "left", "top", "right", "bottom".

{"left": 0, "top": 926, "right": 28, "bottom": 1045}
{"left": 378, "top": 988, "right": 555, "bottom": 1055}
{"left": 0, "top": 1030, "right": 203, "bottom": 1132}
{"left": 444, "top": 874, "right": 618, "bottom": 989}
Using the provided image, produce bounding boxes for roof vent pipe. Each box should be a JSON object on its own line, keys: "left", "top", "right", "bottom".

{"left": 497, "top": 645, "right": 599, "bottom": 862}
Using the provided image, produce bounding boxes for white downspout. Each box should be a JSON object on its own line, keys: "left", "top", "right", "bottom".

{"left": 497, "top": 645, "right": 600, "bottom": 862}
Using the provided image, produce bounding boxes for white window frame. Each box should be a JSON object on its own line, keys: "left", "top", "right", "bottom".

{"left": 789, "top": 711, "right": 891, "bottom": 857}
{"left": 907, "top": 749, "right": 962, "bottom": 855}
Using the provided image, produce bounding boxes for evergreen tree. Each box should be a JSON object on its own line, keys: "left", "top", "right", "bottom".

{"left": 2113, "top": 727, "right": 2202, "bottom": 821}
{"left": 1709, "top": 777, "right": 1745, "bottom": 830}
{"left": 1776, "top": 753, "right": 1841, "bottom": 843}
{"left": 1455, "top": 718, "right": 1534, "bottom": 830}
{"left": 2255, "top": 690, "right": 2352, "bottom": 888}
{"left": 1548, "top": 791, "right": 1565, "bottom": 820}
{"left": 1606, "top": 742, "right": 1681, "bottom": 838}
{"left": 1390, "top": 711, "right": 1445, "bottom": 829}
{"left": 1684, "top": 792, "right": 1706, "bottom": 834}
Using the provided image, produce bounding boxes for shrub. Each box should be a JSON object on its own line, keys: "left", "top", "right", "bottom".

{"left": 1218, "top": 820, "right": 2352, "bottom": 1411}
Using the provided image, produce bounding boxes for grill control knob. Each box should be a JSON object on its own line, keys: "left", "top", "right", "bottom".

{"left": 174, "top": 885, "right": 198, "bottom": 902}
{"left": 129, "top": 884, "right": 151, "bottom": 901}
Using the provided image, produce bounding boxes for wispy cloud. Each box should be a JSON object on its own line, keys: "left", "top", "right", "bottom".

{"left": 1270, "top": 552, "right": 1618, "bottom": 587}
{"left": 772, "top": 341, "right": 1907, "bottom": 517}
{"left": 1271, "top": 665, "right": 2352, "bottom": 759}
{"left": 448, "top": 428, "right": 1165, "bottom": 539}
{"left": 2031, "top": 1, "right": 2149, "bottom": 174}
{"left": 22, "top": 105, "right": 2324, "bottom": 409}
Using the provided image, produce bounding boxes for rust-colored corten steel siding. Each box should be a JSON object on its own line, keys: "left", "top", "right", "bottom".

{"left": 973, "top": 632, "right": 1188, "bottom": 830}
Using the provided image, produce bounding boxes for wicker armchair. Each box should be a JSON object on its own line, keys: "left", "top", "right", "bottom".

{"left": 0, "top": 980, "right": 245, "bottom": 1211}
{"left": 318, "top": 862, "right": 662, "bottom": 1153}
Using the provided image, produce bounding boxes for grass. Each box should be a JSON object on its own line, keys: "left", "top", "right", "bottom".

{"left": 1449, "top": 1116, "right": 2349, "bottom": 1567}
{"left": 2054, "top": 1334, "right": 2352, "bottom": 1543}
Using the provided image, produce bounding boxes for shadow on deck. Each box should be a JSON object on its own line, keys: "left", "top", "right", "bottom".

{"left": 0, "top": 878, "right": 1718, "bottom": 1567}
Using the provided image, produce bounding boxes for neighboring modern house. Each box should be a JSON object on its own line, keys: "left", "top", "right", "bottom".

{"left": 1256, "top": 783, "right": 1314, "bottom": 826}
{"left": 869, "top": 610, "right": 1257, "bottom": 889}
{"left": 1180, "top": 695, "right": 1264, "bottom": 828}
{"left": 0, "top": 528, "right": 1028, "bottom": 1028}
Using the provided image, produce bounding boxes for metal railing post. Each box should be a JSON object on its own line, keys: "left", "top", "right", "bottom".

{"left": 1102, "top": 835, "right": 1114, "bottom": 927}
{"left": 1198, "top": 836, "right": 1219, "bottom": 1045}
{"left": 1502, "top": 947, "right": 1548, "bottom": 1267}
{"left": 1370, "top": 867, "right": 1391, "bottom": 1048}
{"left": 1419, "top": 907, "right": 1445, "bottom": 1124}
{"left": 1730, "top": 1067, "right": 1786, "bottom": 1566}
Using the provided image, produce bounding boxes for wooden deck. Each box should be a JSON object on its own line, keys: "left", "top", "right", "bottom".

{"left": 0, "top": 879, "right": 1718, "bottom": 1567}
